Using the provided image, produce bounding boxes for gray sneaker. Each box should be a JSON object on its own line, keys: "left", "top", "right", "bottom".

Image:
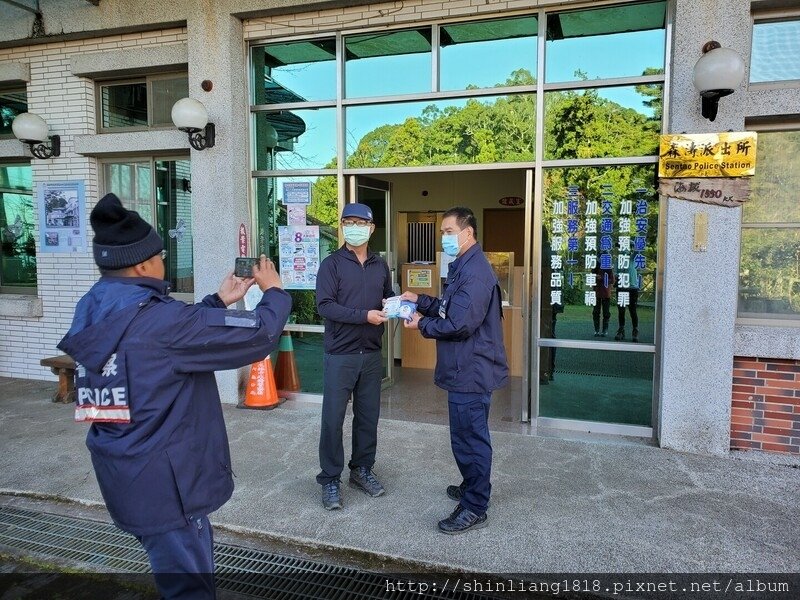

{"left": 321, "top": 481, "right": 342, "bottom": 510}
{"left": 349, "top": 466, "right": 385, "bottom": 497}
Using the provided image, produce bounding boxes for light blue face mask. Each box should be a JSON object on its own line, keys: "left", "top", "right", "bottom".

{"left": 343, "top": 225, "right": 371, "bottom": 247}
{"left": 441, "top": 231, "right": 463, "bottom": 257}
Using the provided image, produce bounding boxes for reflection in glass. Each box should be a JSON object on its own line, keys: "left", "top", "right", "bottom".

{"left": 273, "top": 332, "right": 325, "bottom": 395}
{"left": 540, "top": 165, "right": 659, "bottom": 346}
{"left": 104, "top": 162, "right": 153, "bottom": 224}
{"left": 544, "top": 85, "right": 662, "bottom": 160}
{"left": 538, "top": 347, "right": 653, "bottom": 426}
{"left": 345, "top": 28, "right": 432, "bottom": 97}
{"left": 254, "top": 175, "right": 339, "bottom": 325}
{"left": 251, "top": 40, "right": 337, "bottom": 104}
{"left": 751, "top": 20, "right": 800, "bottom": 83}
{"left": 0, "top": 90, "right": 27, "bottom": 137}
{"left": 545, "top": 1, "right": 666, "bottom": 83}
{"left": 0, "top": 164, "right": 35, "bottom": 287}
{"left": 151, "top": 76, "right": 189, "bottom": 126}
{"left": 440, "top": 16, "right": 537, "bottom": 91}
{"left": 346, "top": 94, "right": 536, "bottom": 167}
{"left": 254, "top": 109, "right": 336, "bottom": 171}
{"left": 743, "top": 131, "right": 800, "bottom": 224}
{"left": 101, "top": 82, "right": 148, "bottom": 129}
{"left": 739, "top": 229, "right": 800, "bottom": 321}
{"left": 155, "top": 160, "right": 193, "bottom": 293}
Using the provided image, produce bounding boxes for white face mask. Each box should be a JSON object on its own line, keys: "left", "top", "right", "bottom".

{"left": 441, "top": 230, "right": 464, "bottom": 257}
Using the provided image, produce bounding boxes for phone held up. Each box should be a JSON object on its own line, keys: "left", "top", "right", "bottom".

{"left": 234, "top": 257, "right": 260, "bottom": 278}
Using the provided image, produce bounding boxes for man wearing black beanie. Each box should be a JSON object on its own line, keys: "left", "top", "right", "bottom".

{"left": 58, "top": 193, "right": 292, "bottom": 599}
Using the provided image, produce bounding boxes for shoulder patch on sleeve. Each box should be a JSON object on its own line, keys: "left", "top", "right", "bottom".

{"left": 207, "top": 308, "right": 259, "bottom": 328}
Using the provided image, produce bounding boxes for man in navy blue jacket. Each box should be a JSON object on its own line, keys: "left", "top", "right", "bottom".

{"left": 403, "top": 206, "right": 508, "bottom": 535}
{"left": 315, "top": 203, "right": 393, "bottom": 510}
{"left": 58, "top": 193, "right": 291, "bottom": 599}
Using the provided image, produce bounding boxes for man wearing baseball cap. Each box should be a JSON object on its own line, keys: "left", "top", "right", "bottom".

{"left": 58, "top": 193, "right": 291, "bottom": 598}
{"left": 315, "top": 202, "right": 393, "bottom": 510}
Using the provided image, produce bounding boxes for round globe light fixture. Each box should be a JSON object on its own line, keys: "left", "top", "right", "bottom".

{"left": 171, "top": 98, "right": 215, "bottom": 150}
{"left": 11, "top": 112, "right": 60, "bottom": 159}
{"left": 692, "top": 41, "right": 746, "bottom": 122}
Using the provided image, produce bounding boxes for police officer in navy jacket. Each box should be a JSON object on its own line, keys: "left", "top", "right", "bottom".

{"left": 58, "top": 193, "right": 291, "bottom": 599}
{"left": 403, "top": 206, "right": 508, "bottom": 534}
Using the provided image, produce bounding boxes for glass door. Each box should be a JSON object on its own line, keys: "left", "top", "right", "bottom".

{"left": 348, "top": 176, "right": 394, "bottom": 385}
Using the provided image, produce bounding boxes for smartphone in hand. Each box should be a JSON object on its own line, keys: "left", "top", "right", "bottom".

{"left": 234, "top": 257, "right": 260, "bottom": 278}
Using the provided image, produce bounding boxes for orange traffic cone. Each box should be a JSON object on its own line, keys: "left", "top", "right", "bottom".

{"left": 274, "top": 331, "right": 301, "bottom": 393}
{"left": 240, "top": 356, "right": 286, "bottom": 410}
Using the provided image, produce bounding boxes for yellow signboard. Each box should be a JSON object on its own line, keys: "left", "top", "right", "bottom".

{"left": 658, "top": 132, "right": 757, "bottom": 178}
{"left": 407, "top": 268, "right": 432, "bottom": 289}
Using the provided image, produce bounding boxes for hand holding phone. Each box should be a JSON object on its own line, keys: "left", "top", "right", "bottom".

{"left": 235, "top": 257, "right": 260, "bottom": 278}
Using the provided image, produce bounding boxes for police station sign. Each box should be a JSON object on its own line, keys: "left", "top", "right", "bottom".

{"left": 658, "top": 132, "right": 757, "bottom": 178}
{"left": 658, "top": 132, "right": 757, "bottom": 207}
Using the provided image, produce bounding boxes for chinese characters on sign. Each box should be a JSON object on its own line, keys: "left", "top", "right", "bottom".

{"left": 656, "top": 177, "right": 750, "bottom": 207}
{"left": 38, "top": 181, "right": 87, "bottom": 254}
{"left": 658, "top": 132, "right": 757, "bottom": 178}
{"left": 548, "top": 184, "right": 650, "bottom": 311}
{"left": 278, "top": 225, "right": 319, "bottom": 290}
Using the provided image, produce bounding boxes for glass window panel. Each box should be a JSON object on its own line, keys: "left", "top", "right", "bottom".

{"left": 739, "top": 228, "right": 800, "bottom": 321}
{"left": 151, "top": 76, "right": 189, "bottom": 126}
{"left": 0, "top": 163, "right": 35, "bottom": 288}
{"left": 254, "top": 109, "right": 337, "bottom": 171}
{"left": 346, "top": 94, "right": 536, "bottom": 167}
{"left": 544, "top": 85, "right": 662, "bottom": 160}
{"left": 345, "top": 28, "right": 432, "bottom": 97}
{"left": 155, "top": 159, "right": 193, "bottom": 294}
{"left": 545, "top": 1, "right": 666, "bottom": 82}
{"left": 440, "top": 16, "right": 537, "bottom": 91}
{"left": 742, "top": 131, "right": 800, "bottom": 224}
{"left": 0, "top": 89, "right": 27, "bottom": 137}
{"left": 251, "top": 40, "right": 337, "bottom": 104}
{"left": 101, "top": 82, "right": 148, "bottom": 128}
{"left": 538, "top": 347, "right": 653, "bottom": 426}
{"left": 540, "top": 165, "right": 659, "bottom": 344}
{"left": 255, "top": 175, "right": 339, "bottom": 395}
{"left": 751, "top": 19, "right": 800, "bottom": 83}
{"left": 104, "top": 162, "right": 154, "bottom": 225}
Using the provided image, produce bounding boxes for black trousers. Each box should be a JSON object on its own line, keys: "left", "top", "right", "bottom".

{"left": 617, "top": 288, "right": 640, "bottom": 329}
{"left": 592, "top": 297, "right": 611, "bottom": 332}
{"left": 317, "top": 351, "right": 383, "bottom": 485}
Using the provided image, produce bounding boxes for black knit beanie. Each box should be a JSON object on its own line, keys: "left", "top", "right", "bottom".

{"left": 91, "top": 193, "right": 163, "bottom": 269}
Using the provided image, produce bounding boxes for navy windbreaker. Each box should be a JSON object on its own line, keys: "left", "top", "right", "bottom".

{"left": 58, "top": 276, "right": 291, "bottom": 536}
{"left": 316, "top": 246, "right": 393, "bottom": 355}
{"left": 416, "top": 244, "right": 508, "bottom": 394}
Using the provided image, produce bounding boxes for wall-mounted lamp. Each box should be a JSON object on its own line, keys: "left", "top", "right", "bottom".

{"left": 263, "top": 123, "right": 279, "bottom": 149}
{"left": 171, "top": 98, "right": 215, "bottom": 151}
{"left": 692, "top": 41, "right": 746, "bottom": 122}
{"left": 11, "top": 113, "right": 60, "bottom": 159}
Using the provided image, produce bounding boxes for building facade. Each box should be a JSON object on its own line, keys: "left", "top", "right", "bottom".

{"left": 0, "top": 0, "right": 798, "bottom": 456}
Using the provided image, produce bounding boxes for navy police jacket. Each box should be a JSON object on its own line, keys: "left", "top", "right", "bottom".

{"left": 58, "top": 276, "right": 291, "bottom": 536}
{"left": 316, "top": 245, "right": 393, "bottom": 355}
{"left": 417, "top": 244, "right": 509, "bottom": 395}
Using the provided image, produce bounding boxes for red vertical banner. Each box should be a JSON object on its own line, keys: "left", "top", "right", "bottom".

{"left": 239, "top": 223, "right": 248, "bottom": 257}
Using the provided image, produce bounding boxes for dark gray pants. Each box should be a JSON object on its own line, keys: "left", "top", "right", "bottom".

{"left": 317, "top": 351, "right": 383, "bottom": 485}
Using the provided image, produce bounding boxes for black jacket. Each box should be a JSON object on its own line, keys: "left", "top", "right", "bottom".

{"left": 316, "top": 245, "right": 393, "bottom": 354}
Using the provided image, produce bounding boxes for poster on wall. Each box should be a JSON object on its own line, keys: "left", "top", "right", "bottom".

{"left": 37, "top": 181, "right": 87, "bottom": 254}
{"left": 278, "top": 225, "right": 319, "bottom": 290}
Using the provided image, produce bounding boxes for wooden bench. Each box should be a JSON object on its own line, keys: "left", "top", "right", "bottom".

{"left": 40, "top": 355, "right": 76, "bottom": 404}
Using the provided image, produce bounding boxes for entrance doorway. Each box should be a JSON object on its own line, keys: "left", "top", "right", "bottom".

{"left": 345, "top": 169, "right": 531, "bottom": 432}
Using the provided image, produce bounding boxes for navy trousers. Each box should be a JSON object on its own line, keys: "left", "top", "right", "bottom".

{"left": 447, "top": 391, "right": 492, "bottom": 515}
{"left": 136, "top": 515, "right": 215, "bottom": 600}
{"left": 317, "top": 351, "right": 383, "bottom": 485}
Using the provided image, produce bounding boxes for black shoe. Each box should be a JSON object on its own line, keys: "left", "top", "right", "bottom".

{"left": 593, "top": 331, "right": 601, "bottom": 337}
{"left": 438, "top": 505, "right": 488, "bottom": 535}
{"left": 614, "top": 328, "right": 624, "bottom": 341}
{"left": 349, "top": 466, "right": 385, "bottom": 497}
{"left": 446, "top": 483, "right": 465, "bottom": 501}
{"left": 632, "top": 328, "right": 639, "bottom": 343}
{"left": 321, "top": 481, "right": 341, "bottom": 511}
